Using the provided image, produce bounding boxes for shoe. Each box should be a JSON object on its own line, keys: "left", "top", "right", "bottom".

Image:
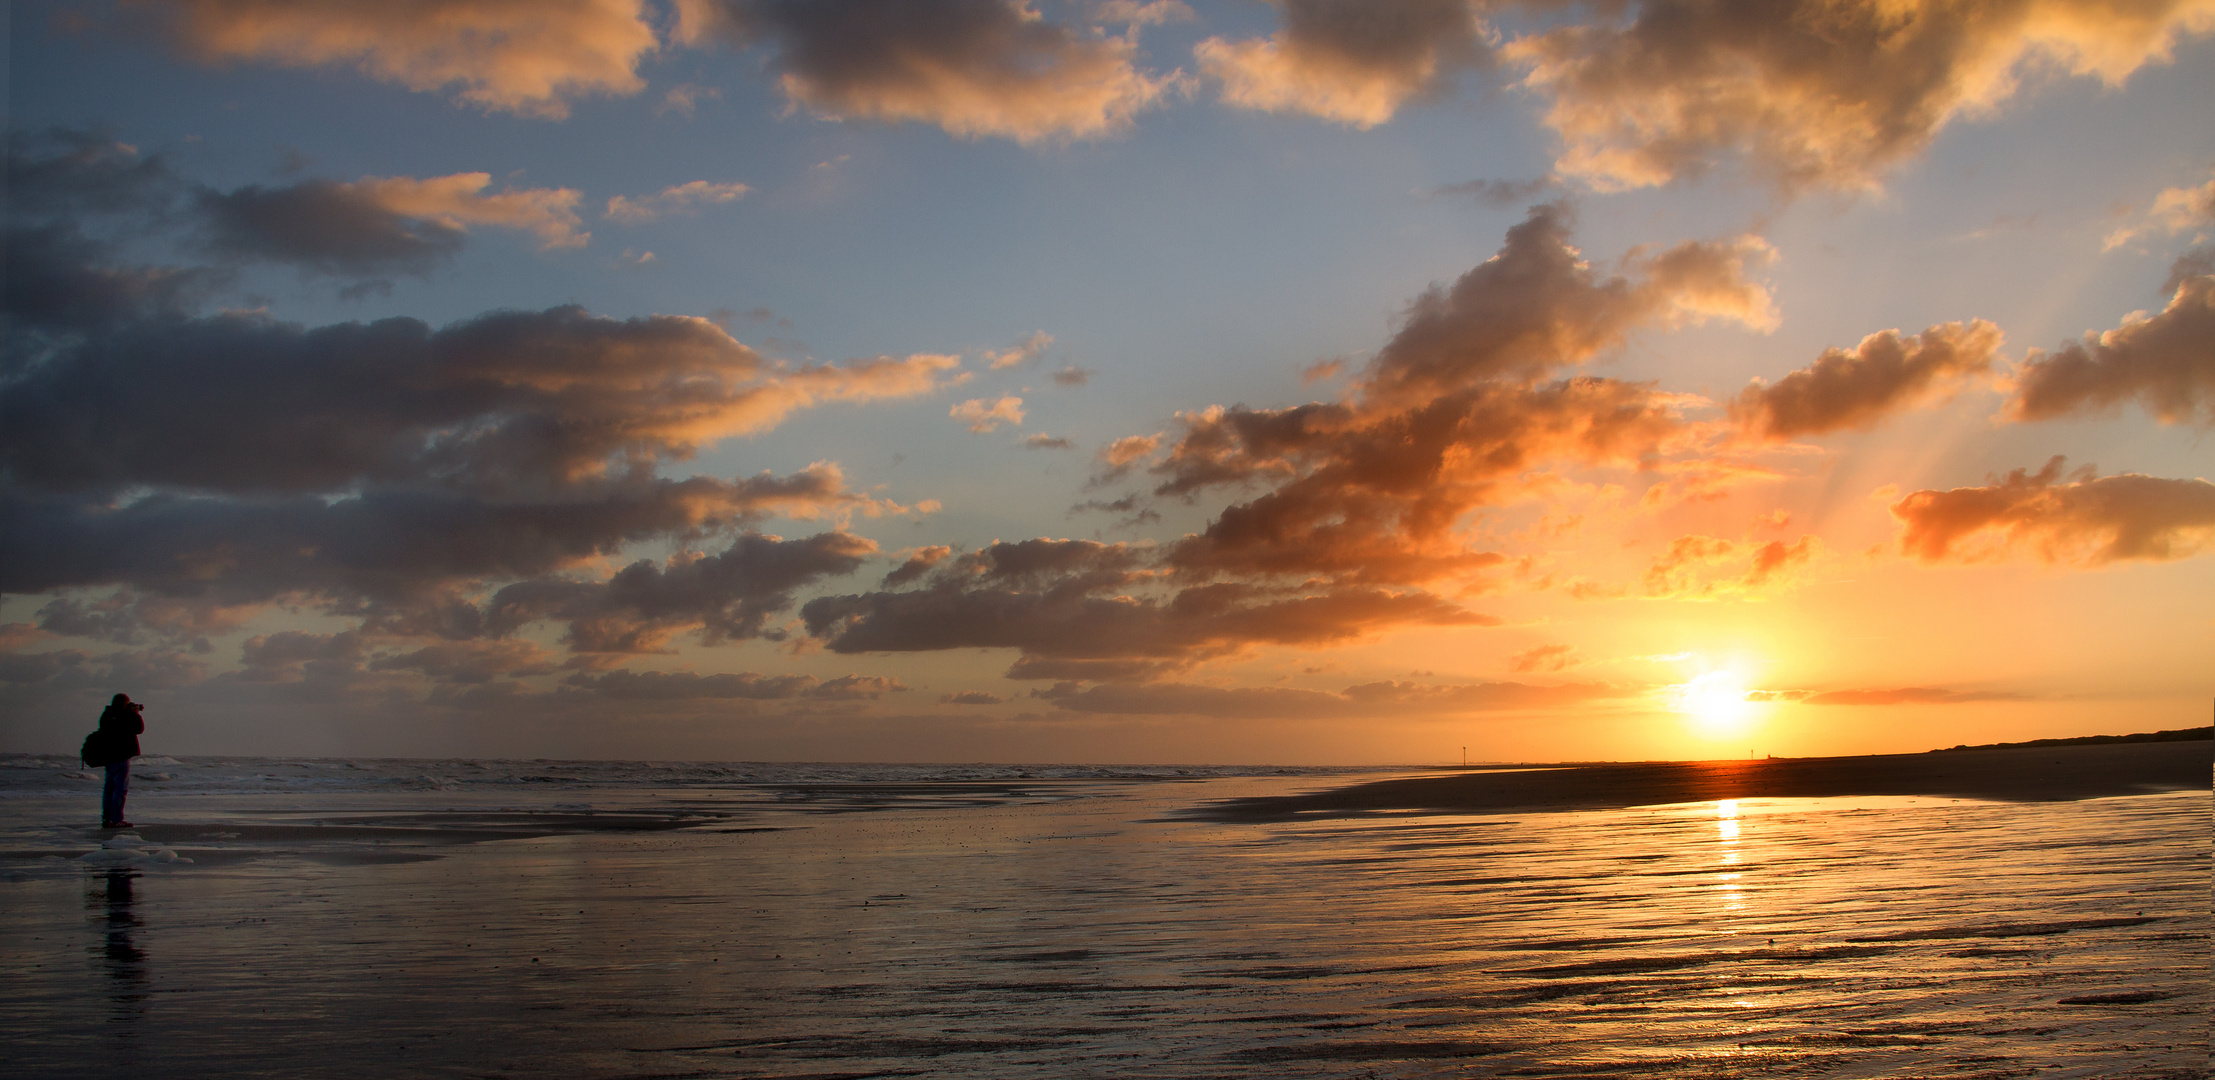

{"left": 102, "top": 820, "right": 131, "bottom": 828}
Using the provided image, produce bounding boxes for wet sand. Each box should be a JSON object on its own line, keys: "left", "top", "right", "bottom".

{"left": 3, "top": 763, "right": 2206, "bottom": 1078}
{"left": 1192, "top": 740, "right": 2212, "bottom": 820}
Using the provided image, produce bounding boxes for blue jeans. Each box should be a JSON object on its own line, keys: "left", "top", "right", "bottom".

{"left": 102, "top": 760, "right": 130, "bottom": 824}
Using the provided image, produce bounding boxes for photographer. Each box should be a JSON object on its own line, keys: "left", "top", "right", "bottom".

{"left": 96, "top": 694, "right": 145, "bottom": 829}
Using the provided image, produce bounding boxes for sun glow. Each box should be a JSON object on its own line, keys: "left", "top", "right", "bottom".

{"left": 1672, "top": 670, "right": 1756, "bottom": 736}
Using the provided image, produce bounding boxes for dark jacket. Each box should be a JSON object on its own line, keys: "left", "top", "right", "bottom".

{"left": 97, "top": 703, "right": 143, "bottom": 761}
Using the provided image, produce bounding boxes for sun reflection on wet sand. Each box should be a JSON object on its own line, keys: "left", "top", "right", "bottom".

{"left": 1715, "top": 799, "right": 1745, "bottom": 913}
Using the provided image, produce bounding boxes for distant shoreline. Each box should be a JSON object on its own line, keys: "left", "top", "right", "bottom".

{"left": 1931, "top": 726, "right": 2210, "bottom": 751}
{"left": 1190, "top": 739, "right": 2212, "bottom": 821}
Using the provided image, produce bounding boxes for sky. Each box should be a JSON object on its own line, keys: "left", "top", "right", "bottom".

{"left": 3, "top": 0, "right": 2211, "bottom": 765}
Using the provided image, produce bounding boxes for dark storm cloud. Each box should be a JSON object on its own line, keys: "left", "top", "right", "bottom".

{"left": 674, "top": 0, "right": 1182, "bottom": 143}
{"left": 2010, "top": 271, "right": 2215, "bottom": 427}
{"left": 1891, "top": 457, "right": 2215, "bottom": 565}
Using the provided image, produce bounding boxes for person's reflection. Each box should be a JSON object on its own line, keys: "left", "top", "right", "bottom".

{"left": 92, "top": 868, "right": 148, "bottom": 1009}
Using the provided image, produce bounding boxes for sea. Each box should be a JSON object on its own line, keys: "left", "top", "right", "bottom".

{"left": 1, "top": 753, "right": 2205, "bottom": 1078}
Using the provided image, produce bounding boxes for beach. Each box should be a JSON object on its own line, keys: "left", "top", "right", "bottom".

{"left": 2, "top": 749, "right": 2207, "bottom": 1078}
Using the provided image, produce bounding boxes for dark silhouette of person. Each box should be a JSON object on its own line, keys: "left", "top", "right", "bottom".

{"left": 98, "top": 693, "right": 144, "bottom": 828}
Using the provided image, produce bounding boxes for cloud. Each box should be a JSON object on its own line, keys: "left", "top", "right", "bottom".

{"left": 566, "top": 667, "right": 905, "bottom": 699}
{"left": 194, "top": 172, "right": 587, "bottom": 282}
{"left": 2104, "top": 167, "right": 2215, "bottom": 249}
{"left": 484, "top": 531, "right": 877, "bottom": 653}
{"left": 1359, "top": 207, "right": 1773, "bottom": 405}
{"left": 8, "top": 134, "right": 581, "bottom": 281}
{"left": 329, "top": 173, "right": 588, "bottom": 248}
{"left": 940, "top": 689, "right": 1005, "bottom": 704}
{"left": 113, "top": 0, "right": 661, "bottom": 118}
{"left": 1639, "top": 535, "right": 1819, "bottom": 599}
{"left": 1051, "top": 365, "right": 1094, "bottom": 386}
{"left": 1748, "top": 686, "right": 2031, "bottom": 706}
{"left": 801, "top": 538, "right": 1488, "bottom": 676}
{"left": 3, "top": 176, "right": 955, "bottom": 657}
{"left": 1892, "top": 457, "right": 2215, "bottom": 565}
{"left": 1098, "top": 433, "right": 1162, "bottom": 475}
{"left": 1196, "top": 0, "right": 1487, "bottom": 128}
{"left": 1149, "top": 205, "right": 1776, "bottom": 586}
{"left": 1, "top": 304, "right": 955, "bottom": 498}
{"left": 1023, "top": 434, "right": 1075, "bottom": 450}
{"left": 1034, "top": 676, "right": 1628, "bottom": 718}
{"left": 604, "top": 180, "right": 751, "bottom": 223}
{"left": 1734, "top": 320, "right": 2005, "bottom": 438}
{"left": 1093, "top": 0, "right": 1193, "bottom": 26}
{"left": 986, "top": 330, "right": 1054, "bottom": 369}
{"left": 1506, "top": 0, "right": 2215, "bottom": 191}
{"left": 882, "top": 546, "right": 953, "bottom": 587}
{"left": 368, "top": 639, "right": 560, "bottom": 683}
{"left": 2010, "top": 271, "right": 2215, "bottom": 425}
{"left": 658, "top": 81, "right": 723, "bottom": 117}
{"left": 4, "top": 128, "right": 174, "bottom": 219}
{"left": 674, "top": 0, "right": 1186, "bottom": 143}
{"left": 951, "top": 395, "right": 1026, "bottom": 432}
{"left": 1437, "top": 177, "right": 1555, "bottom": 207}
{"left": 1507, "top": 643, "right": 1576, "bottom": 673}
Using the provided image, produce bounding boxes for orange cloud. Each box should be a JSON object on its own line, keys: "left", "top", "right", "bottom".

{"left": 1151, "top": 205, "right": 1774, "bottom": 587}
{"left": 119, "top": 0, "right": 660, "bottom": 118}
{"left": 1506, "top": 0, "right": 2215, "bottom": 191}
{"left": 951, "top": 395, "right": 1026, "bottom": 432}
{"left": 986, "top": 330, "right": 1054, "bottom": 369}
{"left": 1196, "top": 0, "right": 1486, "bottom": 128}
{"left": 1892, "top": 457, "right": 2215, "bottom": 565}
{"left": 1735, "top": 320, "right": 2005, "bottom": 438}
{"left": 603, "top": 180, "right": 751, "bottom": 223}
{"left": 1749, "top": 686, "right": 2031, "bottom": 705}
{"left": 336, "top": 173, "right": 587, "bottom": 248}
{"left": 675, "top": 0, "right": 1185, "bottom": 143}
{"left": 1507, "top": 643, "right": 1577, "bottom": 673}
{"left": 1639, "top": 534, "right": 1819, "bottom": 600}
{"left": 2010, "top": 271, "right": 2215, "bottom": 426}
{"left": 2104, "top": 166, "right": 2215, "bottom": 249}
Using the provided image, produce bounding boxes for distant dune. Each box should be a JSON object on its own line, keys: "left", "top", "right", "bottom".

{"left": 1193, "top": 738, "right": 2211, "bottom": 821}
{"left": 1933, "top": 726, "right": 2210, "bottom": 751}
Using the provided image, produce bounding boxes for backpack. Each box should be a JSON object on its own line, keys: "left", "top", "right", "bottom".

{"left": 80, "top": 729, "right": 119, "bottom": 769}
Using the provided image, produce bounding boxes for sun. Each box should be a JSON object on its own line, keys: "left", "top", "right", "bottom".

{"left": 1673, "top": 670, "right": 1756, "bottom": 735}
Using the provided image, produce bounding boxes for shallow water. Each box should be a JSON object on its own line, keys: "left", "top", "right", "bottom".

{"left": 1, "top": 757, "right": 2206, "bottom": 1078}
